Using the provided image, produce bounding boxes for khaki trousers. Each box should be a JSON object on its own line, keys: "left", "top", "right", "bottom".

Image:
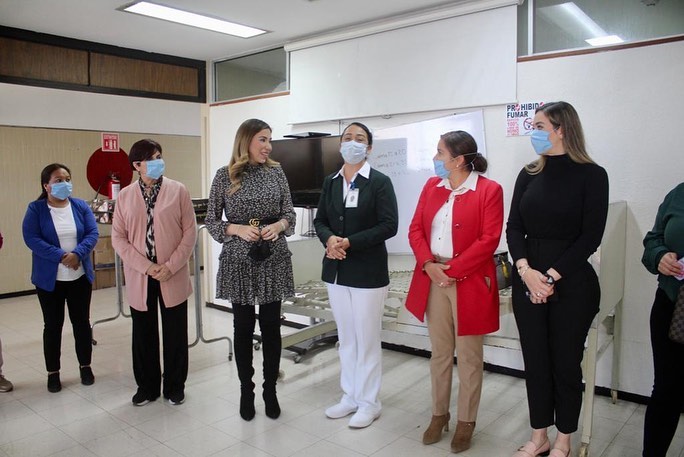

{"left": 425, "top": 282, "right": 484, "bottom": 422}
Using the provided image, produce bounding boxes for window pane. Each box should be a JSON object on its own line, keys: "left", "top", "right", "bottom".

{"left": 518, "top": 0, "right": 684, "bottom": 56}
{"left": 214, "top": 47, "right": 287, "bottom": 101}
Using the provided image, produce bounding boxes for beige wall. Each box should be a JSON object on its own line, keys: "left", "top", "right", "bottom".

{"left": 0, "top": 126, "right": 201, "bottom": 295}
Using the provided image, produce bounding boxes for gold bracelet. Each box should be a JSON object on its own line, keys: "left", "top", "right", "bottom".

{"left": 518, "top": 265, "right": 530, "bottom": 277}
{"left": 279, "top": 221, "right": 286, "bottom": 232}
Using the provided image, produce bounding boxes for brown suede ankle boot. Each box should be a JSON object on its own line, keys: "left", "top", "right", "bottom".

{"left": 422, "top": 412, "right": 450, "bottom": 444}
{"left": 450, "top": 420, "right": 475, "bottom": 453}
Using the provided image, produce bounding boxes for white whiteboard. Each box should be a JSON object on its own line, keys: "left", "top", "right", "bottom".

{"left": 288, "top": 5, "right": 516, "bottom": 123}
{"left": 368, "top": 111, "right": 486, "bottom": 254}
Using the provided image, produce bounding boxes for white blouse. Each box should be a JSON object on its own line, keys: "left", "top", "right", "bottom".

{"left": 430, "top": 171, "right": 479, "bottom": 259}
{"left": 49, "top": 202, "right": 85, "bottom": 281}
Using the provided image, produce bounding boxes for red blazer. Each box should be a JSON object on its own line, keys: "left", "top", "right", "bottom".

{"left": 405, "top": 175, "right": 504, "bottom": 336}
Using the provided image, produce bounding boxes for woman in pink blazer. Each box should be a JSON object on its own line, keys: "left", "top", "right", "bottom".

{"left": 405, "top": 131, "right": 503, "bottom": 453}
{"left": 112, "top": 139, "right": 196, "bottom": 407}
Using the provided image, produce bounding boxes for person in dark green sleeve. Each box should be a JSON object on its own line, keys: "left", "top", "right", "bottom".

{"left": 314, "top": 122, "right": 398, "bottom": 429}
{"left": 641, "top": 182, "right": 684, "bottom": 457}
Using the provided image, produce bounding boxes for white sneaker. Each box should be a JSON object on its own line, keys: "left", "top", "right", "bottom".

{"left": 348, "top": 410, "right": 380, "bottom": 428}
{"left": 325, "top": 402, "right": 357, "bottom": 419}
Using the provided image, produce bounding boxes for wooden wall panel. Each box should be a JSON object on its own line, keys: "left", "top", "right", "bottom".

{"left": 0, "top": 126, "right": 201, "bottom": 295}
{"left": 0, "top": 37, "right": 88, "bottom": 84}
{"left": 90, "top": 53, "right": 199, "bottom": 97}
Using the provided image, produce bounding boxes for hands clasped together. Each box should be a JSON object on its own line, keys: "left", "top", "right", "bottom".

{"left": 325, "top": 235, "right": 350, "bottom": 260}
{"left": 60, "top": 252, "right": 80, "bottom": 270}
{"left": 236, "top": 223, "right": 282, "bottom": 243}
{"left": 425, "top": 261, "right": 454, "bottom": 288}
{"left": 521, "top": 266, "right": 555, "bottom": 304}
{"left": 146, "top": 264, "right": 172, "bottom": 282}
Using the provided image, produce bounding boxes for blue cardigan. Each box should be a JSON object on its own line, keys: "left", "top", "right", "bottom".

{"left": 22, "top": 197, "right": 99, "bottom": 291}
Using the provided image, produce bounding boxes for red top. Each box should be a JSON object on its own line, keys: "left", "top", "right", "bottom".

{"left": 405, "top": 175, "right": 504, "bottom": 336}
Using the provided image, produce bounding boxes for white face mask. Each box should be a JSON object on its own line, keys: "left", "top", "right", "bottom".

{"left": 340, "top": 141, "right": 368, "bottom": 164}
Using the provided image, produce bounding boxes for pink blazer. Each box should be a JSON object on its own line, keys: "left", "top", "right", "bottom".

{"left": 405, "top": 175, "right": 503, "bottom": 336}
{"left": 112, "top": 178, "right": 197, "bottom": 311}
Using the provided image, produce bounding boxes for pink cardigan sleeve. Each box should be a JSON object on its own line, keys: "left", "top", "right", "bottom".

{"left": 111, "top": 185, "right": 155, "bottom": 275}
{"left": 161, "top": 183, "right": 197, "bottom": 274}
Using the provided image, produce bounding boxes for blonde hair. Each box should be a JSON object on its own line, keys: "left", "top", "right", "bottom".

{"left": 228, "top": 119, "right": 277, "bottom": 194}
{"left": 525, "top": 101, "right": 596, "bottom": 175}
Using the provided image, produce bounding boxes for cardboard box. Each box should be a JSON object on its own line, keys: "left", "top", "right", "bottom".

{"left": 93, "top": 236, "right": 115, "bottom": 268}
{"left": 93, "top": 268, "right": 116, "bottom": 290}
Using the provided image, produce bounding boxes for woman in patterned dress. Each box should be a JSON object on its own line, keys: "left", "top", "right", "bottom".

{"left": 206, "top": 118, "right": 296, "bottom": 421}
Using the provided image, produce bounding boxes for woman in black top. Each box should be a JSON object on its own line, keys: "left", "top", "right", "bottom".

{"left": 506, "top": 102, "right": 609, "bottom": 457}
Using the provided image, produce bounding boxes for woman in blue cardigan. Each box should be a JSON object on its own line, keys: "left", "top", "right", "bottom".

{"left": 22, "top": 163, "right": 99, "bottom": 393}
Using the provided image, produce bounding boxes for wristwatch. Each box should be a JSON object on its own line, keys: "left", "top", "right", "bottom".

{"left": 543, "top": 273, "right": 555, "bottom": 285}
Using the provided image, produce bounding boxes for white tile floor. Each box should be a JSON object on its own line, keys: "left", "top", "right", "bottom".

{"left": 0, "top": 286, "right": 681, "bottom": 457}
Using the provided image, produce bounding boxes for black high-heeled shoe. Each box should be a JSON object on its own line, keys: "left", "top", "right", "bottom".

{"left": 263, "top": 389, "right": 280, "bottom": 419}
{"left": 240, "top": 388, "right": 256, "bottom": 421}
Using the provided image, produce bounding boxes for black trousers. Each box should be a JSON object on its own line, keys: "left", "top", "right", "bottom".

{"left": 232, "top": 301, "right": 282, "bottom": 390}
{"left": 130, "top": 277, "right": 188, "bottom": 399}
{"left": 36, "top": 275, "right": 93, "bottom": 372}
{"left": 513, "top": 262, "right": 599, "bottom": 433}
{"left": 643, "top": 287, "right": 684, "bottom": 457}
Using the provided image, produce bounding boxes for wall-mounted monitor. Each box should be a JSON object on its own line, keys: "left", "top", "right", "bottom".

{"left": 270, "top": 135, "right": 343, "bottom": 207}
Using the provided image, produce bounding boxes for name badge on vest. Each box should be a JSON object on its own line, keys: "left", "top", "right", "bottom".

{"left": 346, "top": 188, "right": 359, "bottom": 208}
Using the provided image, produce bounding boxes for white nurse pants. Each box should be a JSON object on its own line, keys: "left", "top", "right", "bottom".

{"left": 326, "top": 283, "right": 388, "bottom": 415}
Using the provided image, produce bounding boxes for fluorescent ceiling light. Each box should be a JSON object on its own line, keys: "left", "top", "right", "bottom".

{"left": 122, "top": 1, "right": 267, "bottom": 38}
{"left": 538, "top": 2, "right": 623, "bottom": 47}
{"left": 585, "top": 35, "right": 624, "bottom": 46}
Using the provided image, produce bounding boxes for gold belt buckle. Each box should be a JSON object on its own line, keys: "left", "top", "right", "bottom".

{"left": 249, "top": 218, "right": 260, "bottom": 227}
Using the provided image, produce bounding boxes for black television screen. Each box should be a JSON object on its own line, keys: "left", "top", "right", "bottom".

{"left": 270, "top": 135, "right": 343, "bottom": 207}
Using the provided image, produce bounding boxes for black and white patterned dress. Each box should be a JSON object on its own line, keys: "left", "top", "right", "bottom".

{"left": 205, "top": 165, "right": 296, "bottom": 305}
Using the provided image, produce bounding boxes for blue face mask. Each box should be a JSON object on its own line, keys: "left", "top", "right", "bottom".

{"left": 50, "top": 181, "right": 72, "bottom": 200}
{"left": 433, "top": 159, "right": 451, "bottom": 179}
{"left": 340, "top": 141, "right": 368, "bottom": 165}
{"left": 530, "top": 129, "right": 553, "bottom": 155}
{"left": 145, "top": 158, "right": 165, "bottom": 179}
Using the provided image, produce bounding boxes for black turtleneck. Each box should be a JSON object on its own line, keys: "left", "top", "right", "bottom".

{"left": 506, "top": 154, "right": 609, "bottom": 277}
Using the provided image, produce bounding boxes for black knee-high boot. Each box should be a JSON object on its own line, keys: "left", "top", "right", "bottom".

{"left": 233, "top": 304, "right": 256, "bottom": 421}
{"left": 259, "top": 301, "right": 282, "bottom": 419}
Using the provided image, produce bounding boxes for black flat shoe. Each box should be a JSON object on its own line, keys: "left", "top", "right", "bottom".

{"left": 80, "top": 366, "right": 95, "bottom": 386}
{"left": 47, "top": 373, "right": 61, "bottom": 393}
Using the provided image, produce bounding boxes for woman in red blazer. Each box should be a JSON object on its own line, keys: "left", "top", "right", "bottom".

{"left": 405, "top": 131, "right": 503, "bottom": 453}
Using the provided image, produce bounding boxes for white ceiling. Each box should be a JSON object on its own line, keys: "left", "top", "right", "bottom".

{"left": 0, "top": 0, "right": 474, "bottom": 61}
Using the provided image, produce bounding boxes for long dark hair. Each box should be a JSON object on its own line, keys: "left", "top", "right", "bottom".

{"left": 39, "top": 163, "right": 71, "bottom": 200}
{"left": 440, "top": 131, "right": 487, "bottom": 173}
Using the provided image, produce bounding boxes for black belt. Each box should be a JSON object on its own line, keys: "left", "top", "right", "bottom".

{"left": 235, "top": 217, "right": 279, "bottom": 227}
